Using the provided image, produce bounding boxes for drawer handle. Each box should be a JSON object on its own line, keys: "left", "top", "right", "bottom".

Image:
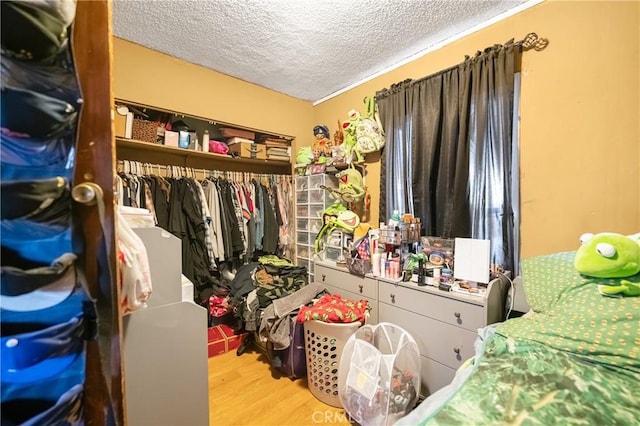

{"left": 390, "top": 294, "right": 396, "bottom": 303}
{"left": 358, "top": 284, "right": 363, "bottom": 293}
{"left": 453, "top": 347, "right": 461, "bottom": 355}
{"left": 322, "top": 274, "right": 326, "bottom": 282}
{"left": 454, "top": 312, "right": 461, "bottom": 319}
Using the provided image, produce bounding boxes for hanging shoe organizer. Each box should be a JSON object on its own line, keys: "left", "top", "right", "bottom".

{"left": 0, "top": 1, "right": 94, "bottom": 424}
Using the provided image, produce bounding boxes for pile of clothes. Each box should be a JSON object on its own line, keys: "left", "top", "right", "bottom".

{"left": 221, "top": 255, "right": 309, "bottom": 333}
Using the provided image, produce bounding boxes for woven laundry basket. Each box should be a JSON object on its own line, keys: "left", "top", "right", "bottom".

{"left": 304, "top": 320, "right": 362, "bottom": 407}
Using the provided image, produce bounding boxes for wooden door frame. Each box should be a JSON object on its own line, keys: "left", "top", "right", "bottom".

{"left": 73, "top": 0, "right": 124, "bottom": 424}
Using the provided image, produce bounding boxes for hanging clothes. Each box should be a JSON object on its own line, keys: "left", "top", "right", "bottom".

{"left": 114, "top": 162, "right": 292, "bottom": 304}
{"left": 149, "top": 175, "right": 170, "bottom": 230}
{"left": 261, "top": 184, "right": 279, "bottom": 254}
{"left": 193, "top": 180, "right": 215, "bottom": 270}
{"left": 253, "top": 179, "right": 265, "bottom": 251}
{"left": 201, "top": 179, "right": 225, "bottom": 262}
{"left": 167, "top": 178, "right": 215, "bottom": 303}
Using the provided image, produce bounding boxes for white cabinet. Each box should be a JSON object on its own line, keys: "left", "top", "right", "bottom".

{"left": 295, "top": 174, "right": 339, "bottom": 281}
{"left": 315, "top": 261, "right": 379, "bottom": 324}
{"left": 377, "top": 276, "right": 509, "bottom": 397}
{"left": 125, "top": 227, "right": 209, "bottom": 426}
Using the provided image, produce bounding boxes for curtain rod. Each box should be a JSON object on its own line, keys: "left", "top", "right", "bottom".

{"left": 376, "top": 32, "right": 548, "bottom": 98}
{"left": 518, "top": 32, "right": 549, "bottom": 52}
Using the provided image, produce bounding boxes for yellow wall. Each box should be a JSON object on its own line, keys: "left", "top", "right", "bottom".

{"left": 112, "top": 38, "right": 314, "bottom": 155}
{"left": 113, "top": 0, "right": 639, "bottom": 259}
{"left": 313, "top": 0, "right": 640, "bottom": 258}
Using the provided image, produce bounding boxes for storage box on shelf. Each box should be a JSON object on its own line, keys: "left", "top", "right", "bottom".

{"left": 228, "top": 141, "right": 267, "bottom": 160}
{"left": 295, "top": 173, "right": 339, "bottom": 281}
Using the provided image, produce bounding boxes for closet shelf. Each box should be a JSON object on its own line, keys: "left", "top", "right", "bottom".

{"left": 115, "top": 98, "right": 295, "bottom": 142}
{"left": 116, "top": 137, "right": 292, "bottom": 175}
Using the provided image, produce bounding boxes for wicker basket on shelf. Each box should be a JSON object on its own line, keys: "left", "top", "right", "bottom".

{"left": 131, "top": 118, "right": 158, "bottom": 143}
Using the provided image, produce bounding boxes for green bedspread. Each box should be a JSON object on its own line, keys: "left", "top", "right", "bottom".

{"left": 422, "top": 333, "right": 639, "bottom": 425}
{"left": 499, "top": 251, "right": 639, "bottom": 373}
{"left": 420, "top": 251, "right": 640, "bottom": 425}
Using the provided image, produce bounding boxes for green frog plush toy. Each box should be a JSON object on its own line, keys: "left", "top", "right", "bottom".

{"left": 321, "top": 167, "right": 366, "bottom": 203}
{"left": 296, "top": 146, "right": 314, "bottom": 165}
{"left": 314, "top": 203, "right": 360, "bottom": 253}
{"left": 574, "top": 232, "right": 640, "bottom": 297}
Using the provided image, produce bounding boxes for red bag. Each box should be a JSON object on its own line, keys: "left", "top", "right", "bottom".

{"left": 209, "top": 295, "right": 232, "bottom": 325}
{"left": 209, "top": 140, "right": 229, "bottom": 155}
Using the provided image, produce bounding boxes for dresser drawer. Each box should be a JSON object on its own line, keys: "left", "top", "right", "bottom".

{"left": 316, "top": 264, "right": 378, "bottom": 300}
{"left": 420, "top": 356, "right": 456, "bottom": 397}
{"left": 379, "top": 302, "right": 476, "bottom": 370}
{"left": 378, "top": 281, "right": 484, "bottom": 332}
{"left": 324, "top": 285, "right": 378, "bottom": 324}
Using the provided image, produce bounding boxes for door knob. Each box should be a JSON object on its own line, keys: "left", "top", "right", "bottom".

{"left": 72, "top": 182, "right": 103, "bottom": 206}
{"left": 358, "top": 284, "right": 363, "bottom": 293}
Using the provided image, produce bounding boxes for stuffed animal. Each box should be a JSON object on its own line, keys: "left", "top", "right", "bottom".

{"left": 321, "top": 167, "right": 366, "bottom": 203}
{"left": 342, "top": 110, "right": 362, "bottom": 162}
{"left": 574, "top": 232, "right": 640, "bottom": 297}
{"left": 314, "top": 204, "right": 360, "bottom": 253}
{"left": 312, "top": 125, "right": 332, "bottom": 156}
{"left": 295, "top": 146, "right": 314, "bottom": 165}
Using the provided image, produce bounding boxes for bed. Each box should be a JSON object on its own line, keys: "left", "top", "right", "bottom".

{"left": 396, "top": 250, "right": 640, "bottom": 425}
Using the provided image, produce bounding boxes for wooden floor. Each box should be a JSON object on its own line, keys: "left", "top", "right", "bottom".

{"left": 209, "top": 348, "right": 353, "bottom": 425}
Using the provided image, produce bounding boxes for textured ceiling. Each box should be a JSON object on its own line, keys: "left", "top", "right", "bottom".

{"left": 113, "top": 0, "right": 533, "bottom": 103}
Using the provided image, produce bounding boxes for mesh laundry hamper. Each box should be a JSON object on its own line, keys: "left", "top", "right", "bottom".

{"left": 304, "top": 320, "right": 362, "bottom": 407}
{"left": 337, "top": 322, "right": 421, "bottom": 426}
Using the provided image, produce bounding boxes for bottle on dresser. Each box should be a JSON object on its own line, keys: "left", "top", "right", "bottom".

{"left": 372, "top": 251, "right": 381, "bottom": 276}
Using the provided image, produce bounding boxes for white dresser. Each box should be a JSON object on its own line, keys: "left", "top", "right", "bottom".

{"left": 378, "top": 277, "right": 508, "bottom": 396}
{"left": 314, "top": 260, "right": 509, "bottom": 397}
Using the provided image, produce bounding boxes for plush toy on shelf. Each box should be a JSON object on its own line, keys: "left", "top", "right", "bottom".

{"left": 314, "top": 203, "right": 360, "bottom": 253}
{"left": 574, "top": 232, "right": 640, "bottom": 297}
{"left": 342, "top": 110, "right": 361, "bottom": 162}
{"left": 312, "top": 125, "right": 332, "bottom": 160}
{"left": 321, "top": 166, "right": 366, "bottom": 203}
{"left": 295, "top": 146, "right": 314, "bottom": 165}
